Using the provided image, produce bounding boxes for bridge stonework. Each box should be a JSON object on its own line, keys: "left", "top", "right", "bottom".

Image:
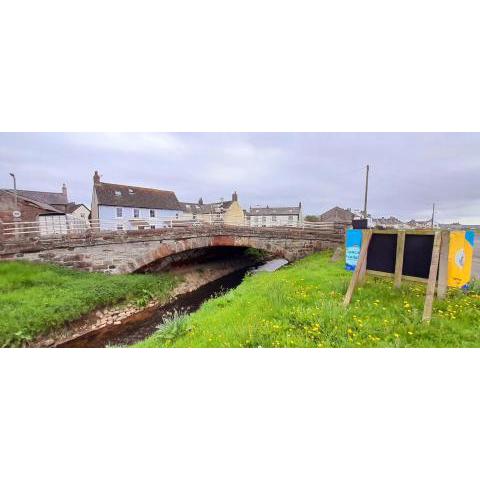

{"left": 0, "top": 225, "right": 344, "bottom": 274}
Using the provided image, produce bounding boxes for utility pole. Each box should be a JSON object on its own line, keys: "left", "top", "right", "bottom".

{"left": 363, "top": 164, "right": 370, "bottom": 219}
{"left": 431, "top": 203, "right": 436, "bottom": 228}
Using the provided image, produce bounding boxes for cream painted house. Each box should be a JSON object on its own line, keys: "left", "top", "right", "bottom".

{"left": 180, "top": 192, "right": 245, "bottom": 225}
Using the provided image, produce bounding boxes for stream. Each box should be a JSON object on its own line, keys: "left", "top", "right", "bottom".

{"left": 59, "top": 258, "right": 288, "bottom": 348}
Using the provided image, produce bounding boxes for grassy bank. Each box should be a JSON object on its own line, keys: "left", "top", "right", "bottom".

{"left": 135, "top": 252, "right": 480, "bottom": 348}
{"left": 0, "top": 261, "right": 178, "bottom": 347}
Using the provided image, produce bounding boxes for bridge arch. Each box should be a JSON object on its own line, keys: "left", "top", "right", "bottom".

{"left": 119, "top": 234, "right": 290, "bottom": 274}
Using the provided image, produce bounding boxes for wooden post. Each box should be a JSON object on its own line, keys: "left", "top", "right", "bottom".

{"left": 422, "top": 231, "right": 442, "bottom": 322}
{"left": 437, "top": 230, "right": 450, "bottom": 299}
{"left": 358, "top": 252, "right": 367, "bottom": 285}
{"left": 394, "top": 231, "right": 406, "bottom": 288}
{"left": 343, "top": 230, "right": 372, "bottom": 307}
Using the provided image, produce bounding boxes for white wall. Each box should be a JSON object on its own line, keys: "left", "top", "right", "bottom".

{"left": 249, "top": 215, "right": 300, "bottom": 227}
{"left": 99, "top": 205, "right": 182, "bottom": 230}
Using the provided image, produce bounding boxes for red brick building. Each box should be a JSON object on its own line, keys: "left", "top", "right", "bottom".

{"left": 0, "top": 190, "right": 63, "bottom": 223}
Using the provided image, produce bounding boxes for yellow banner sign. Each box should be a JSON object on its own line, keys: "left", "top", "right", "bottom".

{"left": 448, "top": 231, "right": 475, "bottom": 288}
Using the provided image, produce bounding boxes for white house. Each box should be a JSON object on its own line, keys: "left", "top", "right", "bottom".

{"left": 66, "top": 203, "right": 90, "bottom": 221}
{"left": 90, "top": 171, "right": 183, "bottom": 231}
{"left": 247, "top": 203, "right": 303, "bottom": 227}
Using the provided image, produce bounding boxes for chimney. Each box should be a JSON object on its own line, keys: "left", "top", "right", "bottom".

{"left": 62, "top": 183, "right": 68, "bottom": 199}
{"left": 232, "top": 191, "right": 238, "bottom": 202}
{"left": 299, "top": 201, "right": 302, "bottom": 209}
{"left": 93, "top": 170, "right": 101, "bottom": 185}
{"left": 198, "top": 197, "right": 204, "bottom": 205}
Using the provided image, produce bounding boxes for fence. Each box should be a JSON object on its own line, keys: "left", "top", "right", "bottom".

{"left": 0, "top": 217, "right": 345, "bottom": 241}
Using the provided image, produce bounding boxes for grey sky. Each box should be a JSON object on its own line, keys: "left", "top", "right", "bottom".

{"left": 0, "top": 132, "right": 479, "bottom": 224}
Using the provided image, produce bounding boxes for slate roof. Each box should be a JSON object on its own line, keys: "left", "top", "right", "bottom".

{"left": 249, "top": 206, "right": 301, "bottom": 216}
{"left": 65, "top": 203, "right": 90, "bottom": 214}
{"left": 1, "top": 189, "right": 64, "bottom": 213}
{"left": 180, "top": 200, "right": 233, "bottom": 214}
{"left": 94, "top": 182, "right": 181, "bottom": 210}
{"left": 16, "top": 189, "right": 68, "bottom": 206}
{"left": 319, "top": 206, "right": 355, "bottom": 222}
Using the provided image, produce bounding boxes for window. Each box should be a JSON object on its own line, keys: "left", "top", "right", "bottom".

{"left": 117, "top": 225, "right": 124, "bottom": 231}
{"left": 115, "top": 191, "right": 122, "bottom": 196}
{"left": 288, "top": 215, "right": 293, "bottom": 221}
{"left": 150, "top": 225, "right": 156, "bottom": 230}
{"left": 138, "top": 226, "right": 145, "bottom": 230}
{"left": 128, "top": 188, "right": 134, "bottom": 194}
{"left": 150, "top": 209, "right": 155, "bottom": 218}
{"left": 193, "top": 214, "right": 197, "bottom": 220}
{"left": 116, "top": 208, "right": 123, "bottom": 218}
{"left": 271, "top": 215, "right": 277, "bottom": 222}
{"left": 262, "top": 216, "right": 266, "bottom": 222}
{"left": 134, "top": 208, "right": 140, "bottom": 218}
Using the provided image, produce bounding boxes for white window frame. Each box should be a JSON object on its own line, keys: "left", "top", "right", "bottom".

{"left": 150, "top": 209, "right": 155, "bottom": 218}
{"left": 134, "top": 208, "right": 140, "bottom": 218}
{"left": 116, "top": 207, "right": 123, "bottom": 218}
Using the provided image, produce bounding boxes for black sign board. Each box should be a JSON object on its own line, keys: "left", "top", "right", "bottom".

{"left": 366, "top": 233, "right": 397, "bottom": 274}
{"left": 352, "top": 219, "right": 368, "bottom": 229}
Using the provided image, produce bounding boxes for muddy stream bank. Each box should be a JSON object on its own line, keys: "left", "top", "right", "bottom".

{"left": 31, "top": 249, "right": 288, "bottom": 348}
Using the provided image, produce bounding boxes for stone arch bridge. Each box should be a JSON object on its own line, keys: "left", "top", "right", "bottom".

{"left": 0, "top": 224, "right": 345, "bottom": 274}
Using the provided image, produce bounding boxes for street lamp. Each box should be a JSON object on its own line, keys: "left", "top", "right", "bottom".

{"left": 9, "top": 173, "right": 17, "bottom": 210}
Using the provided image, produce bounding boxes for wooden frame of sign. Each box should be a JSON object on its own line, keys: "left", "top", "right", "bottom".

{"left": 343, "top": 229, "right": 448, "bottom": 322}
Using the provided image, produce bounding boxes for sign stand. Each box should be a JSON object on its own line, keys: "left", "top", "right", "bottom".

{"left": 422, "top": 231, "right": 442, "bottom": 321}
{"left": 343, "top": 229, "right": 447, "bottom": 322}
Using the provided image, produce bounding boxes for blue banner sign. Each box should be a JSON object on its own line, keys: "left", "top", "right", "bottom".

{"left": 346, "top": 229, "right": 363, "bottom": 271}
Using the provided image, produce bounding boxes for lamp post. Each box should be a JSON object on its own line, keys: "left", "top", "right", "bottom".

{"left": 9, "top": 173, "right": 20, "bottom": 238}
{"left": 9, "top": 173, "right": 17, "bottom": 210}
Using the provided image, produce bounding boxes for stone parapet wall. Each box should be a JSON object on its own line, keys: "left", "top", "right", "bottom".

{"left": 0, "top": 224, "right": 345, "bottom": 274}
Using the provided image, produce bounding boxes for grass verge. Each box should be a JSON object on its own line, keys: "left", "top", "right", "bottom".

{"left": 135, "top": 252, "right": 480, "bottom": 348}
{"left": 0, "top": 261, "right": 178, "bottom": 347}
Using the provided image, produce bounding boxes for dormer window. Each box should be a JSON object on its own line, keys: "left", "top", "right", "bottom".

{"left": 115, "top": 191, "right": 122, "bottom": 196}
{"left": 128, "top": 188, "right": 134, "bottom": 194}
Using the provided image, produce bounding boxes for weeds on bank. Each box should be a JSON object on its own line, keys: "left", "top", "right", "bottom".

{"left": 135, "top": 252, "right": 480, "bottom": 348}
{"left": 0, "top": 261, "right": 178, "bottom": 347}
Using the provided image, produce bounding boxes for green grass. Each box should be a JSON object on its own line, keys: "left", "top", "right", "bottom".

{"left": 135, "top": 252, "right": 480, "bottom": 348}
{"left": 0, "top": 261, "right": 178, "bottom": 347}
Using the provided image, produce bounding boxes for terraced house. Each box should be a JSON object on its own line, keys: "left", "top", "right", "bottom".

{"left": 247, "top": 203, "right": 303, "bottom": 227}
{"left": 180, "top": 192, "right": 245, "bottom": 225}
{"left": 90, "top": 171, "right": 183, "bottom": 231}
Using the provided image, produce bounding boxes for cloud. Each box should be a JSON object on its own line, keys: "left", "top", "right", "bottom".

{"left": 0, "top": 132, "right": 479, "bottom": 224}
{"left": 66, "top": 132, "right": 187, "bottom": 154}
